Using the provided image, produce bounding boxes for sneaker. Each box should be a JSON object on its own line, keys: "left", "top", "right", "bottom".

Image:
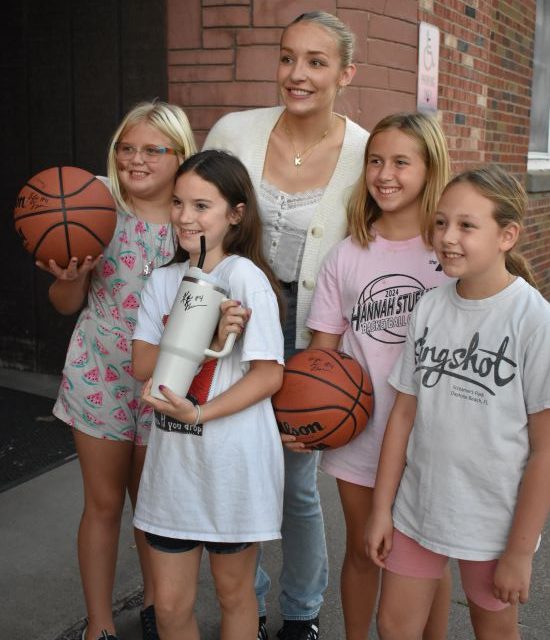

{"left": 258, "top": 616, "right": 268, "bottom": 640}
{"left": 140, "top": 604, "right": 159, "bottom": 640}
{"left": 81, "top": 629, "right": 119, "bottom": 640}
{"left": 276, "top": 618, "right": 319, "bottom": 640}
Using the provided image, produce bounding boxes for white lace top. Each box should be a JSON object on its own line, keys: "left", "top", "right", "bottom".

{"left": 259, "top": 180, "right": 324, "bottom": 283}
{"left": 204, "top": 107, "right": 369, "bottom": 348}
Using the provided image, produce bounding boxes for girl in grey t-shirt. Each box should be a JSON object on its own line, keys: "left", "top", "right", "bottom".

{"left": 366, "top": 166, "right": 550, "bottom": 639}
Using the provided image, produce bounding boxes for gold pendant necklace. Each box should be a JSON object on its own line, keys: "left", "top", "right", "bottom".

{"left": 283, "top": 114, "right": 333, "bottom": 168}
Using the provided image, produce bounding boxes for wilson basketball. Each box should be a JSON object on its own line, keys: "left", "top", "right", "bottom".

{"left": 14, "top": 166, "right": 117, "bottom": 267}
{"left": 272, "top": 348, "right": 374, "bottom": 450}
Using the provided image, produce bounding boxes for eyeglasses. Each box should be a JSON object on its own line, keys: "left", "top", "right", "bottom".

{"left": 114, "top": 142, "right": 179, "bottom": 162}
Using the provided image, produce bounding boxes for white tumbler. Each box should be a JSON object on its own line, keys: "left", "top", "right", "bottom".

{"left": 151, "top": 265, "right": 236, "bottom": 399}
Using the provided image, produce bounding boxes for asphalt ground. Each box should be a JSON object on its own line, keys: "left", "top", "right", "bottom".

{"left": 1, "top": 368, "right": 549, "bottom": 640}
{"left": 0, "top": 386, "right": 76, "bottom": 493}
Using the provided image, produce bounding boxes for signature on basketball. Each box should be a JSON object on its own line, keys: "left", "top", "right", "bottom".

{"left": 308, "top": 357, "right": 334, "bottom": 373}
{"left": 23, "top": 192, "right": 49, "bottom": 211}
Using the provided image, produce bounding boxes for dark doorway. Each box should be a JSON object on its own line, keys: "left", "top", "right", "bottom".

{"left": 1, "top": 0, "right": 167, "bottom": 373}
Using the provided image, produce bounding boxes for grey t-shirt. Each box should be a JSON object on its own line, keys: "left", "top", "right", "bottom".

{"left": 389, "top": 278, "right": 550, "bottom": 560}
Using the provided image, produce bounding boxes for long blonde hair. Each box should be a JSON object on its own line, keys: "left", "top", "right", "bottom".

{"left": 443, "top": 166, "right": 537, "bottom": 288}
{"left": 106, "top": 100, "right": 197, "bottom": 212}
{"left": 348, "top": 112, "right": 450, "bottom": 247}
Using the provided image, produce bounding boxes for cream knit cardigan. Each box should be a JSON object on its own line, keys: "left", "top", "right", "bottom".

{"left": 204, "top": 106, "right": 369, "bottom": 349}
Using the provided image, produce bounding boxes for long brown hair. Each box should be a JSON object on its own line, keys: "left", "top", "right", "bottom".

{"left": 172, "top": 150, "right": 283, "bottom": 317}
{"left": 443, "top": 166, "right": 537, "bottom": 288}
{"left": 348, "top": 112, "right": 450, "bottom": 247}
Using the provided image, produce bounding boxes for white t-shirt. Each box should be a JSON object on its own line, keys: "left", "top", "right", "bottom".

{"left": 389, "top": 278, "right": 550, "bottom": 560}
{"left": 133, "top": 256, "right": 285, "bottom": 542}
{"left": 307, "top": 235, "right": 450, "bottom": 486}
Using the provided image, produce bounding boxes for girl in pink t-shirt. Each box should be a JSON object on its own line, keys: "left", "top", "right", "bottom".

{"left": 301, "top": 113, "right": 452, "bottom": 639}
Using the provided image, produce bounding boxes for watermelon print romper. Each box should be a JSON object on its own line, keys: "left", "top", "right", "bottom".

{"left": 53, "top": 210, "right": 176, "bottom": 444}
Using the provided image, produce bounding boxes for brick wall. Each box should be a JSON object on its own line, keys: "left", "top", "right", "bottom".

{"left": 524, "top": 195, "right": 550, "bottom": 292}
{"left": 167, "top": 0, "right": 550, "bottom": 297}
{"left": 422, "top": 0, "right": 550, "bottom": 295}
{"left": 167, "top": 0, "right": 419, "bottom": 145}
{"left": 421, "top": 0, "right": 535, "bottom": 173}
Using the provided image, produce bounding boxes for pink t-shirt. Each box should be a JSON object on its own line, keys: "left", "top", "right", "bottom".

{"left": 307, "top": 234, "right": 450, "bottom": 487}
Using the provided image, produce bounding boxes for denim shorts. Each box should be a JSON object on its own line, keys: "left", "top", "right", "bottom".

{"left": 145, "top": 531, "right": 253, "bottom": 555}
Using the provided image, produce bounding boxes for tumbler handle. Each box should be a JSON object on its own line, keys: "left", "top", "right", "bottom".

{"left": 204, "top": 331, "right": 237, "bottom": 359}
{"left": 203, "top": 296, "right": 238, "bottom": 359}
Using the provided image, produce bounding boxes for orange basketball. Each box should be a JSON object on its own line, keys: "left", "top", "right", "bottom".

{"left": 14, "top": 166, "right": 117, "bottom": 267}
{"left": 272, "top": 348, "right": 374, "bottom": 450}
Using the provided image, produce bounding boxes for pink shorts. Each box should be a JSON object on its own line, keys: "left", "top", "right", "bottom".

{"left": 385, "top": 529, "right": 508, "bottom": 612}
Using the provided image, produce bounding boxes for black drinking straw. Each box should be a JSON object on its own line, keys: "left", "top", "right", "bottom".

{"left": 197, "top": 235, "right": 206, "bottom": 270}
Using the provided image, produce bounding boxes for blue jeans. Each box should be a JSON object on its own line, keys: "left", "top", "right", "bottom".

{"left": 255, "top": 284, "right": 329, "bottom": 620}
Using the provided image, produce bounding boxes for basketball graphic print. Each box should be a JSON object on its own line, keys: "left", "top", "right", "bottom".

{"left": 350, "top": 274, "right": 429, "bottom": 344}
{"left": 14, "top": 166, "right": 117, "bottom": 267}
{"left": 272, "top": 349, "right": 374, "bottom": 450}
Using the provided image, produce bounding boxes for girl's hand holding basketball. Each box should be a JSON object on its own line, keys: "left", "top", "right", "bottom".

{"left": 141, "top": 377, "right": 196, "bottom": 425}
{"left": 280, "top": 433, "right": 313, "bottom": 454}
{"left": 36, "top": 254, "right": 102, "bottom": 281}
{"left": 44, "top": 254, "right": 104, "bottom": 315}
{"left": 365, "top": 509, "right": 394, "bottom": 569}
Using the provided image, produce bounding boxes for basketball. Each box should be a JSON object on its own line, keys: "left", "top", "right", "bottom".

{"left": 14, "top": 166, "right": 117, "bottom": 267}
{"left": 272, "top": 348, "right": 374, "bottom": 450}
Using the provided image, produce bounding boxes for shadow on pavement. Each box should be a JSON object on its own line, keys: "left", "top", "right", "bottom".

{"left": 0, "top": 386, "right": 76, "bottom": 493}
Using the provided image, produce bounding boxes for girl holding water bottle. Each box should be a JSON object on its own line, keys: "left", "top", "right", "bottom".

{"left": 132, "top": 150, "right": 285, "bottom": 640}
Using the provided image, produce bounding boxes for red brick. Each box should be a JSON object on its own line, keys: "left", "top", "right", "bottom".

{"left": 360, "top": 88, "right": 416, "bottom": 129}
{"left": 338, "top": 0, "right": 385, "bottom": 12}
{"left": 169, "top": 64, "right": 234, "bottom": 83}
{"left": 368, "top": 15, "right": 417, "bottom": 47}
{"left": 252, "top": 0, "right": 336, "bottom": 27}
{"left": 237, "top": 27, "right": 283, "bottom": 45}
{"left": 367, "top": 40, "right": 417, "bottom": 72}
{"left": 384, "top": 0, "right": 418, "bottom": 23}
{"left": 184, "top": 106, "right": 241, "bottom": 131}
{"left": 353, "top": 63, "right": 389, "bottom": 89}
{"left": 203, "top": 6, "right": 250, "bottom": 28}
{"left": 236, "top": 45, "right": 279, "bottom": 81}
{"left": 168, "top": 49, "right": 234, "bottom": 65}
{"left": 337, "top": 9, "right": 369, "bottom": 63}
{"left": 203, "top": 29, "right": 235, "bottom": 49}
{"left": 167, "top": 0, "right": 201, "bottom": 49}
{"left": 170, "top": 81, "right": 279, "bottom": 107}
{"left": 388, "top": 68, "right": 416, "bottom": 93}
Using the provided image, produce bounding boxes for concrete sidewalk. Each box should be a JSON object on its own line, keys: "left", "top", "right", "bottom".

{"left": 1, "top": 369, "right": 549, "bottom": 639}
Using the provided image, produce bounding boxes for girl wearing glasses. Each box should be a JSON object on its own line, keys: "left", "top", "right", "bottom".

{"left": 38, "top": 100, "right": 196, "bottom": 640}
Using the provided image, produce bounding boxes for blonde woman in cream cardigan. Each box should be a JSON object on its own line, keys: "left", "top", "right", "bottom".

{"left": 204, "top": 11, "right": 368, "bottom": 640}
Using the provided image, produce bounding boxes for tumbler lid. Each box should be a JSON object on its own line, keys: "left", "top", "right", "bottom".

{"left": 183, "top": 267, "right": 228, "bottom": 296}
